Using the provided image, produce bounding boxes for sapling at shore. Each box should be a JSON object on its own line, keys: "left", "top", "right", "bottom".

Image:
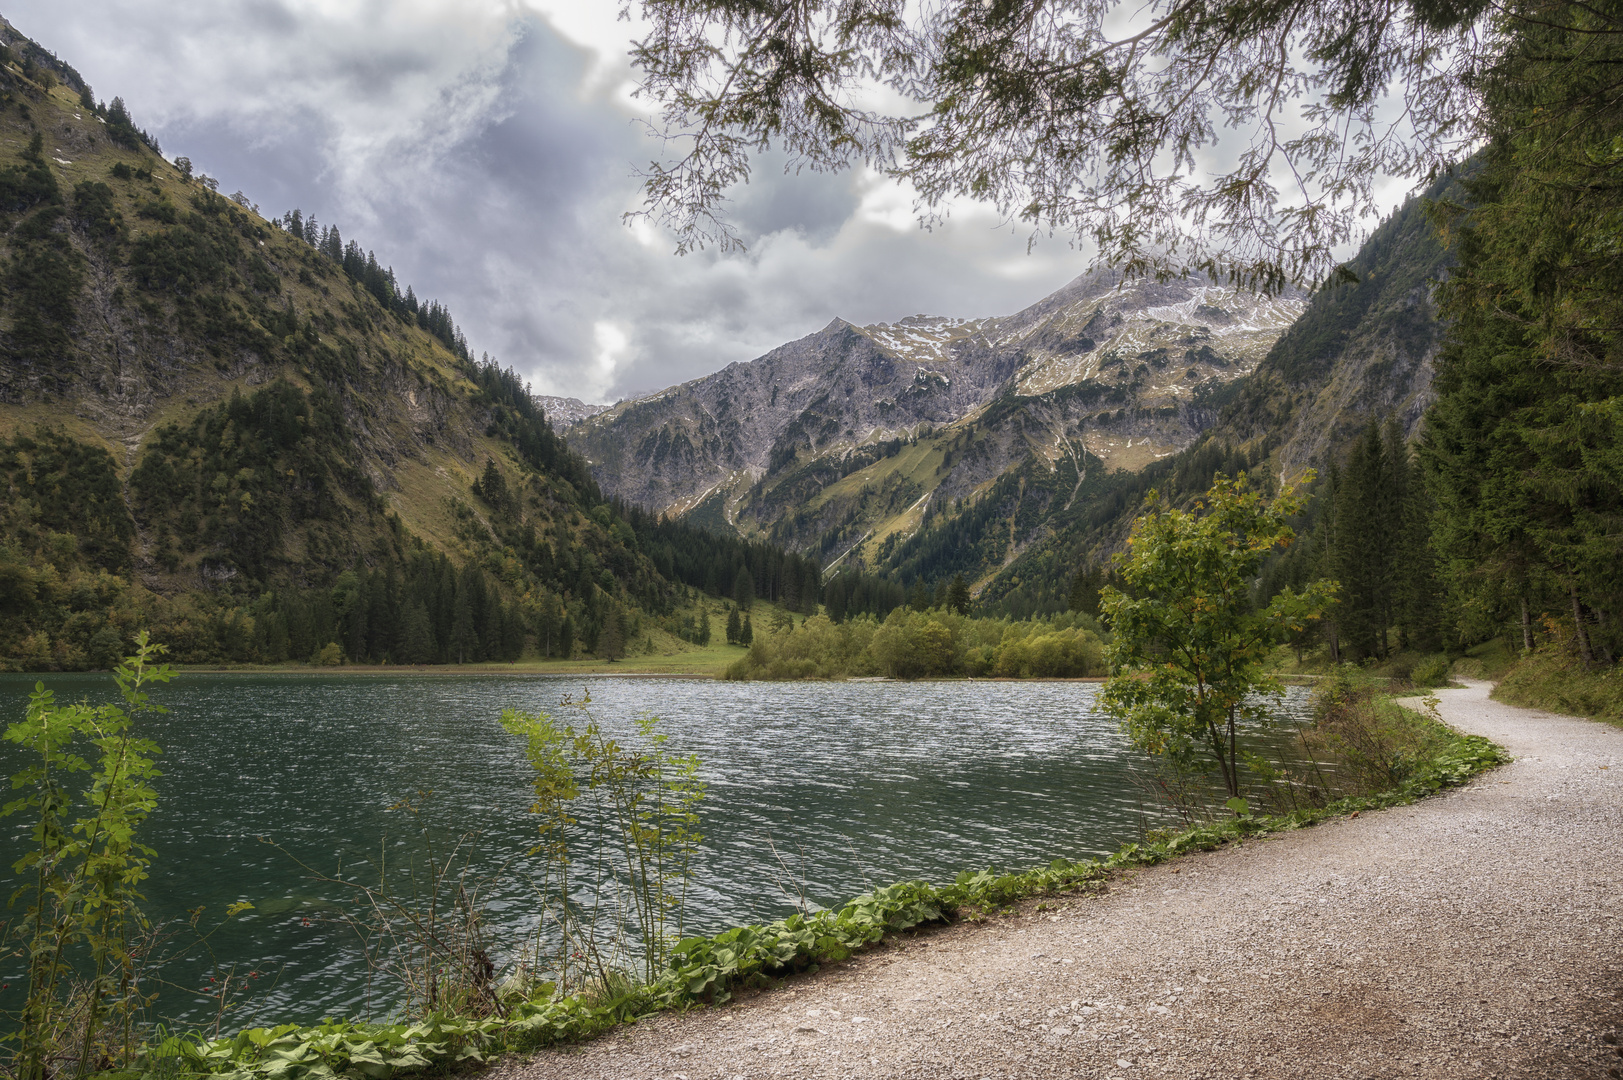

{"left": 1100, "top": 473, "right": 1336, "bottom": 807}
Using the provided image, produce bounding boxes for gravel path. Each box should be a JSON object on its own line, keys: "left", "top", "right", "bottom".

{"left": 494, "top": 682, "right": 1623, "bottom": 1079}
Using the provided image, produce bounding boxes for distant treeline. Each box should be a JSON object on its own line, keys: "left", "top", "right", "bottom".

{"left": 619, "top": 502, "right": 824, "bottom": 614}
{"left": 727, "top": 609, "right": 1105, "bottom": 680}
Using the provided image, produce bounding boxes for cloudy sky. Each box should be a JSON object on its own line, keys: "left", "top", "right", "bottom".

{"left": 10, "top": 0, "right": 1117, "bottom": 403}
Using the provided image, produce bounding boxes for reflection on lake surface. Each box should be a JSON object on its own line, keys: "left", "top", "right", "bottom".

{"left": 0, "top": 673, "right": 1310, "bottom": 1025}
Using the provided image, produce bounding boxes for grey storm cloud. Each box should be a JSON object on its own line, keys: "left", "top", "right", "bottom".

{"left": 7, "top": 1, "right": 1093, "bottom": 402}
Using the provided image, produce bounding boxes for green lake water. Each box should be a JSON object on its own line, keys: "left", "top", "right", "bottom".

{"left": 0, "top": 673, "right": 1311, "bottom": 1028}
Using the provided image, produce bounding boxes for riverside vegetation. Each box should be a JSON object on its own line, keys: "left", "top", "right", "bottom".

{"left": 722, "top": 608, "right": 1105, "bottom": 680}
{"left": 0, "top": 638, "right": 1504, "bottom": 1080}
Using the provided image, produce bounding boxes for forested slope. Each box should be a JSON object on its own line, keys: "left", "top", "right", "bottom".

{"left": 0, "top": 19, "right": 817, "bottom": 669}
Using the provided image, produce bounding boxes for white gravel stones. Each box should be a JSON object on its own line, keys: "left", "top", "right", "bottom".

{"left": 489, "top": 682, "right": 1622, "bottom": 1079}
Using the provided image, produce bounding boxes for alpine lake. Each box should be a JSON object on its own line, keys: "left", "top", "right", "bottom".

{"left": 0, "top": 673, "right": 1314, "bottom": 1028}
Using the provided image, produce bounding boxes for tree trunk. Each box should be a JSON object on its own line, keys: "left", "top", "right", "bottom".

{"left": 1570, "top": 582, "right": 1595, "bottom": 666}
{"left": 1521, "top": 597, "right": 1533, "bottom": 652}
{"left": 1226, "top": 711, "right": 1240, "bottom": 798}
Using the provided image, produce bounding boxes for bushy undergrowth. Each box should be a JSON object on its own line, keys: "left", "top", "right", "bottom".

{"left": 116, "top": 698, "right": 1504, "bottom": 1080}
{"left": 1299, "top": 672, "right": 1454, "bottom": 795}
{"left": 724, "top": 608, "right": 1105, "bottom": 680}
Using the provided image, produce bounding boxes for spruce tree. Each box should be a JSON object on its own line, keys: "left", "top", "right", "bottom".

{"left": 1333, "top": 422, "right": 1401, "bottom": 659}
{"left": 402, "top": 602, "right": 436, "bottom": 664}
{"left": 601, "top": 605, "right": 624, "bottom": 661}
{"left": 726, "top": 606, "right": 741, "bottom": 644}
{"left": 449, "top": 589, "right": 476, "bottom": 664}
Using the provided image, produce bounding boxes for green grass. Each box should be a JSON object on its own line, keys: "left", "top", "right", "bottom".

{"left": 1494, "top": 649, "right": 1623, "bottom": 728}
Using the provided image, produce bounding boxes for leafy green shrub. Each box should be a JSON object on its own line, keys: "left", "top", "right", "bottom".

{"left": 1304, "top": 669, "right": 1451, "bottom": 794}
{"left": 73, "top": 181, "right": 123, "bottom": 243}
{"left": 2, "top": 635, "right": 172, "bottom": 1078}
{"left": 0, "top": 134, "right": 59, "bottom": 214}
{"left": 1410, "top": 654, "right": 1452, "bottom": 687}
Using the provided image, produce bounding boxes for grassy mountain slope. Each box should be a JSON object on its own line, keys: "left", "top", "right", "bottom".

{"left": 0, "top": 20, "right": 705, "bottom": 667}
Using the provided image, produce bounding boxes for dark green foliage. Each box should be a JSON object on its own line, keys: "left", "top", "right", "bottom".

{"left": 0, "top": 137, "right": 81, "bottom": 366}
{"left": 1418, "top": 0, "right": 1623, "bottom": 667}
{"left": 0, "top": 429, "right": 135, "bottom": 666}
{"left": 71, "top": 180, "right": 121, "bottom": 242}
{"left": 130, "top": 206, "right": 241, "bottom": 295}
{"left": 1251, "top": 420, "right": 1442, "bottom": 661}
{"left": 234, "top": 552, "right": 528, "bottom": 665}
{"left": 619, "top": 500, "right": 822, "bottom": 614}
{"left": 134, "top": 198, "right": 177, "bottom": 224}
{"left": 1331, "top": 422, "right": 1403, "bottom": 658}
{"left": 0, "top": 133, "right": 59, "bottom": 214}
{"left": 5, "top": 210, "right": 83, "bottom": 364}
{"left": 102, "top": 96, "right": 149, "bottom": 151}
{"left": 130, "top": 381, "right": 370, "bottom": 581}
{"left": 0, "top": 428, "right": 134, "bottom": 572}
{"left": 1067, "top": 564, "right": 1110, "bottom": 617}
{"left": 821, "top": 568, "right": 905, "bottom": 623}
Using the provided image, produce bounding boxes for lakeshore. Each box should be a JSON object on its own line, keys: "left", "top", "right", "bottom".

{"left": 496, "top": 682, "right": 1623, "bottom": 1080}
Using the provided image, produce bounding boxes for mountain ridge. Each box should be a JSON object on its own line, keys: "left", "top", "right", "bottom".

{"left": 569, "top": 268, "right": 1307, "bottom": 576}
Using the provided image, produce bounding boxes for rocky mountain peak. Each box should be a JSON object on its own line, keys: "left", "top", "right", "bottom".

{"left": 567, "top": 269, "right": 1309, "bottom": 564}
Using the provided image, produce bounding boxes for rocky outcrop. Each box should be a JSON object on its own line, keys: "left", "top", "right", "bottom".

{"left": 571, "top": 271, "right": 1306, "bottom": 563}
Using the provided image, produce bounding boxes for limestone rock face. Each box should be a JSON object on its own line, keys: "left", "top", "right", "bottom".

{"left": 536, "top": 396, "right": 608, "bottom": 431}
{"left": 570, "top": 270, "right": 1306, "bottom": 562}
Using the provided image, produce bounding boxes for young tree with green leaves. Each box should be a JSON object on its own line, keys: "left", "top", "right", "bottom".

{"left": 3, "top": 633, "right": 171, "bottom": 1078}
{"left": 1100, "top": 475, "right": 1335, "bottom": 802}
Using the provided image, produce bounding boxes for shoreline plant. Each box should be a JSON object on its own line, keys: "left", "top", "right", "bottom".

{"left": 500, "top": 698, "right": 705, "bottom": 992}
{"left": 2, "top": 632, "right": 171, "bottom": 1080}
{"left": 1101, "top": 473, "right": 1336, "bottom": 806}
